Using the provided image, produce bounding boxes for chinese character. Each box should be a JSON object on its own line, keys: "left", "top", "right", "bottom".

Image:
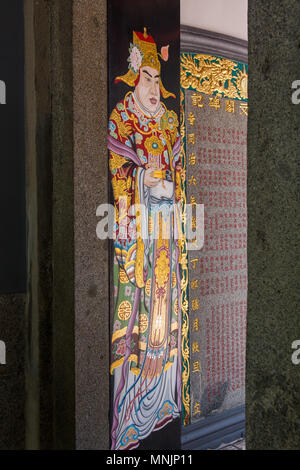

{"left": 190, "top": 196, "right": 197, "bottom": 207}
{"left": 192, "top": 361, "right": 201, "bottom": 373}
{"left": 188, "top": 133, "right": 195, "bottom": 145}
{"left": 226, "top": 100, "right": 235, "bottom": 114}
{"left": 191, "top": 93, "right": 204, "bottom": 108}
{"left": 189, "top": 153, "right": 196, "bottom": 165}
{"left": 240, "top": 102, "right": 248, "bottom": 116}
{"left": 192, "top": 341, "right": 200, "bottom": 353}
{"left": 190, "top": 258, "right": 199, "bottom": 269}
{"left": 192, "top": 216, "right": 197, "bottom": 230}
{"left": 209, "top": 96, "right": 221, "bottom": 111}
{"left": 193, "top": 402, "right": 201, "bottom": 415}
{"left": 192, "top": 298, "right": 199, "bottom": 311}
{"left": 188, "top": 175, "right": 197, "bottom": 186}
{"left": 188, "top": 112, "right": 196, "bottom": 126}
{"left": 193, "top": 318, "right": 199, "bottom": 331}
{"left": 190, "top": 238, "right": 201, "bottom": 249}
{"left": 191, "top": 280, "right": 199, "bottom": 289}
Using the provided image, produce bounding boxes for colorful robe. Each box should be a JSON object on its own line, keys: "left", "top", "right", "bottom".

{"left": 108, "top": 91, "right": 182, "bottom": 450}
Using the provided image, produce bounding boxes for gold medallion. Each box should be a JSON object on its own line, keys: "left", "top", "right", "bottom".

{"left": 139, "top": 313, "right": 149, "bottom": 334}
{"left": 144, "top": 135, "right": 164, "bottom": 156}
{"left": 119, "top": 268, "right": 129, "bottom": 284}
{"left": 118, "top": 301, "right": 132, "bottom": 321}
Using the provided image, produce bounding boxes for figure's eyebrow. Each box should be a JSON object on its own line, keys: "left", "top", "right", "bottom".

{"left": 143, "top": 70, "right": 153, "bottom": 78}
{"left": 142, "top": 70, "right": 160, "bottom": 79}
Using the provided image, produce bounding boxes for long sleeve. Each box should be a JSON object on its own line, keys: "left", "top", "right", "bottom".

{"left": 108, "top": 101, "right": 146, "bottom": 287}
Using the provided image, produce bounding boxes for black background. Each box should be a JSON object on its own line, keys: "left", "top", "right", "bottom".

{"left": 0, "top": 0, "right": 26, "bottom": 293}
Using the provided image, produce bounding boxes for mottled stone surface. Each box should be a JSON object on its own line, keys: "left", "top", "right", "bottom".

{"left": 247, "top": 1, "right": 300, "bottom": 449}
{"left": 24, "top": 0, "right": 75, "bottom": 449}
{"left": 24, "top": 0, "right": 54, "bottom": 450}
{"left": 52, "top": 0, "right": 76, "bottom": 450}
{"left": 0, "top": 294, "right": 25, "bottom": 449}
{"left": 73, "top": 0, "right": 110, "bottom": 450}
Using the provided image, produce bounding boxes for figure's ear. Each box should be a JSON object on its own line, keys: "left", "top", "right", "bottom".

{"left": 160, "top": 45, "right": 169, "bottom": 62}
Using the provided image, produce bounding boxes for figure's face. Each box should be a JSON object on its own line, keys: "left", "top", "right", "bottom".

{"left": 135, "top": 66, "right": 160, "bottom": 113}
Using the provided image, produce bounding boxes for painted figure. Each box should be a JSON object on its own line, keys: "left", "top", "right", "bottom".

{"left": 108, "top": 28, "right": 182, "bottom": 450}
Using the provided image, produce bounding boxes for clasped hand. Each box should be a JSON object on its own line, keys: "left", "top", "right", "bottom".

{"left": 144, "top": 167, "right": 160, "bottom": 188}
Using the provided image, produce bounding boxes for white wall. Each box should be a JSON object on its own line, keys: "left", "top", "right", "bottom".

{"left": 181, "top": 0, "right": 248, "bottom": 41}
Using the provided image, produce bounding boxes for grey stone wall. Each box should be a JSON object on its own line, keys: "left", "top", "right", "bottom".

{"left": 73, "top": 0, "right": 110, "bottom": 450}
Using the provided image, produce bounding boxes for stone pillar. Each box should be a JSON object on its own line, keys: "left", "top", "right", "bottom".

{"left": 73, "top": 0, "right": 110, "bottom": 450}
{"left": 247, "top": 0, "right": 300, "bottom": 450}
{"left": 24, "top": 0, "right": 75, "bottom": 449}
{"left": 24, "top": 0, "right": 110, "bottom": 449}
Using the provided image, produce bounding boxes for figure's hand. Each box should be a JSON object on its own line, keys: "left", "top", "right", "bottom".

{"left": 144, "top": 168, "right": 160, "bottom": 188}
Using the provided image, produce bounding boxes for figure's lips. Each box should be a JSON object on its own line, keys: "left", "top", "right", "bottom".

{"left": 150, "top": 98, "right": 157, "bottom": 105}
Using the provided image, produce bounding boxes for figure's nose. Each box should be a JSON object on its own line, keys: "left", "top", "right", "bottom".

{"left": 150, "top": 81, "right": 156, "bottom": 95}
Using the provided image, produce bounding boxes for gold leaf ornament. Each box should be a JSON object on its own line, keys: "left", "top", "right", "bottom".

{"left": 155, "top": 250, "right": 170, "bottom": 289}
{"left": 110, "top": 152, "right": 127, "bottom": 171}
{"left": 180, "top": 54, "right": 248, "bottom": 100}
{"left": 110, "top": 109, "right": 132, "bottom": 139}
{"left": 235, "top": 65, "right": 248, "bottom": 100}
{"left": 112, "top": 177, "right": 127, "bottom": 199}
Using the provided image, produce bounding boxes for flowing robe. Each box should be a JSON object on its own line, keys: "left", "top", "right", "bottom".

{"left": 108, "top": 91, "right": 182, "bottom": 450}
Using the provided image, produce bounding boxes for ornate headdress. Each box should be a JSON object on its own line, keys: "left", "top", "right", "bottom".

{"left": 115, "top": 28, "right": 175, "bottom": 99}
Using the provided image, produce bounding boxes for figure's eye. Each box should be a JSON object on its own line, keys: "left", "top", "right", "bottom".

{"left": 146, "top": 77, "right": 151, "bottom": 82}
